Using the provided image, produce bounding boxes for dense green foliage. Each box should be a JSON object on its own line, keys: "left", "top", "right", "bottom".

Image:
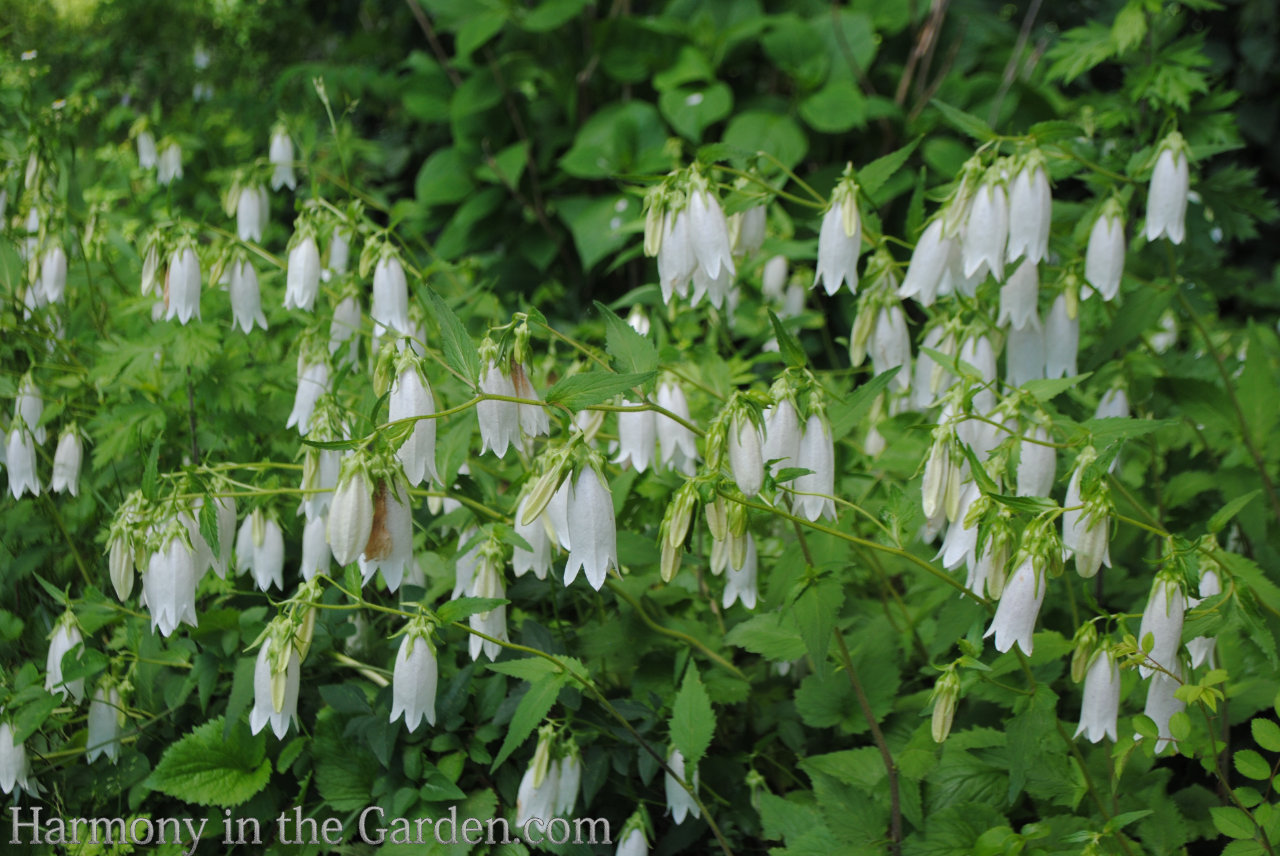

{"left": 3, "top": 1, "right": 1280, "bottom": 855}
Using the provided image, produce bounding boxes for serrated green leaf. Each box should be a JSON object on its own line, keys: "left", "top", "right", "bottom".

{"left": 145, "top": 717, "right": 270, "bottom": 807}
{"left": 671, "top": 665, "right": 715, "bottom": 768}
{"left": 491, "top": 673, "right": 566, "bottom": 770}
{"left": 794, "top": 580, "right": 844, "bottom": 680}
{"left": 930, "top": 99, "right": 995, "bottom": 141}
{"left": 724, "top": 612, "right": 807, "bottom": 661}
{"left": 858, "top": 137, "right": 920, "bottom": 197}
{"left": 769, "top": 310, "right": 807, "bottom": 368}
{"left": 595, "top": 301, "right": 659, "bottom": 376}
{"left": 1029, "top": 120, "right": 1084, "bottom": 143}
{"left": 1210, "top": 805, "right": 1257, "bottom": 840}
{"left": 485, "top": 657, "right": 560, "bottom": 681}
{"left": 1210, "top": 490, "right": 1261, "bottom": 534}
{"left": 829, "top": 367, "right": 901, "bottom": 442}
{"left": 1251, "top": 718, "right": 1280, "bottom": 753}
{"left": 1020, "top": 373, "right": 1091, "bottom": 401}
{"left": 436, "top": 597, "right": 510, "bottom": 624}
{"left": 427, "top": 290, "right": 482, "bottom": 387}
{"left": 1234, "top": 749, "right": 1271, "bottom": 780}
{"left": 545, "top": 371, "right": 655, "bottom": 411}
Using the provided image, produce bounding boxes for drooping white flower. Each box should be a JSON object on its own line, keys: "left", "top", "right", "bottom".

{"left": 86, "top": 684, "right": 123, "bottom": 764}
{"left": 515, "top": 744, "right": 561, "bottom": 828}
{"left": 1006, "top": 317, "right": 1046, "bottom": 388}
{"left": 512, "top": 363, "right": 550, "bottom": 441}
{"left": 962, "top": 179, "right": 1009, "bottom": 282}
{"left": 284, "top": 236, "right": 321, "bottom": 312}
{"left": 939, "top": 481, "right": 981, "bottom": 573}
{"left": 564, "top": 468, "right": 617, "bottom": 590}
{"left": 657, "top": 209, "right": 696, "bottom": 303}
{"left": 727, "top": 412, "right": 763, "bottom": 498}
{"left": 358, "top": 479, "right": 414, "bottom": 592}
{"left": 478, "top": 360, "right": 520, "bottom": 458}
{"left": 1074, "top": 649, "right": 1121, "bottom": 743}
{"left": 372, "top": 255, "right": 410, "bottom": 339}
{"left": 1085, "top": 202, "right": 1125, "bottom": 300}
{"left": 390, "top": 364, "right": 437, "bottom": 487}
{"left": 300, "top": 514, "right": 330, "bottom": 582}
{"left": 1044, "top": 293, "right": 1078, "bottom": 379}
{"left": 984, "top": 557, "right": 1045, "bottom": 654}
{"left": 1141, "top": 664, "right": 1185, "bottom": 755}
{"left": 762, "top": 398, "right": 801, "bottom": 478}
{"left": 248, "top": 642, "right": 300, "bottom": 739}
{"left": 513, "top": 494, "right": 553, "bottom": 580}
{"left": 1144, "top": 135, "right": 1190, "bottom": 245}
{"left": 390, "top": 625, "right": 437, "bottom": 732}
{"left": 45, "top": 616, "right": 85, "bottom": 702}
{"left": 1137, "top": 576, "right": 1185, "bottom": 678}
{"left": 870, "top": 304, "right": 912, "bottom": 393}
{"left": 328, "top": 227, "right": 351, "bottom": 274}
{"left": 236, "top": 183, "right": 267, "bottom": 242}
{"left": 723, "top": 532, "right": 758, "bottom": 609}
{"left": 548, "top": 479, "right": 573, "bottom": 551}
{"left": 656, "top": 381, "right": 697, "bottom": 475}
{"left": 688, "top": 184, "right": 735, "bottom": 284}
{"left": 0, "top": 723, "right": 34, "bottom": 796}
{"left": 898, "top": 219, "right": 953, "bottom": 308}
{"left": 301, "top": 448, "right": 340, "bottom": 521}
{"left": 7, "top": 427, "right": 40, "bottom": 499}
{"left": 17, "top": 375, "right": 45, "bottom": 444}
{"left": 1095, "top": 387, "right": 1129, "bottom": 420}
{"left": 236, "top": 509, "right": 285, "bottom": 591}
{"left": 136, "top": 130, "right": 158, "bottom": 169}
{"left": 269, "top": 127, "right": 296, "bottom": 191}
{"left": 959, "top": 334, "right": 998, "bottom": 417}
{"left": 286, "top": 356, "right": 330, "bottom": 436}
{"left": 814, "top": 181, "right": 861, "bottom": 296}
{"left": 468, "top": 550, "right": 508, "bottom": 661}
{"left": 733, "top": 203, "right": 767, "bottom": 257}
{"left": 762, "top": 254, "right": 788, "bottom": 301}
{"left": 143, "top": 528, "right": 199, "bottom": 637}
{"left": 1186, "top": 568, "right": 1222, "bottom": 668}
{"left": 48, "top": 429, "right": 81, "bottom": 497}
{"left": 1016, "top": 425, "right": 1056, "bottom": 498}
{"left": 998, "top": 260, "right": 1039, "bottom": 331}
{"left": 40, "top": 246, "right": 67, "bottom": 304}
{"left": 166, "top": 246, "right": 202, "bottom": 324}
{"left": 1006, "top": 156, "right": 1051, "bottom": 264}
{"left": 795, "top": 414, "right": 835, "bottom": 521}
{"left": 328, "top": 467, "right": 374, "bottom": 567}
{"left": 212, "top": 494, "right": 236, "bottom": 578}
{"left": 157, "top": 142, "right": 183, "bottom": 185}
{"left": 229, "top": 259, "right": 268, "bottom": 333}
{"left": 689, "top": 261, "right": 733, "bottom": 309}
{"left": 664, "top": 748, "right": 701, "bottom": 824}
{"left": 329, "top": 294, "right": 361, "bottom": 366}
{"left": 616, "top": 827, "right": 648, "bottom": 856}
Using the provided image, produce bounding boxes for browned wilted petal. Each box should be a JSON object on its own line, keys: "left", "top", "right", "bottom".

{"left": 363, "top": 480, "right": 392, "bottom": 561}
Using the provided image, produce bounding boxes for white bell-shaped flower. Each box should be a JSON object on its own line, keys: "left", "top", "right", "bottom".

{"left": 939, "top": 481, "right": 981, "bottom": 572}
{"left": 144, "top": 530, "right": 199, "bottom": 637}
{"left": 286, "top": 356, "right": 330, "bottom": 436}
{"left": 1095, "top": 388, "right": 1129, "bottom": 420}
{"left": 359, "top": 479, "right": 414, "bottom": 592}
{"left": 284, "top": 236, "right": 321, "bottom": 312}
{"left": 1074, "top": 649, "right": 1121, "bottom": 743}
{"left": 1141, "top": 664, "right": 1184, "bottom": 755}
{"left": 328, "top": 468, "right": 374, "bottom": 567}
{"left": 301, "top": 448, "right": 340, "bottom": 521}
{"left": 998, "top": 260, "right": 1039, "bottom": 331}
{"left": 657, "top": 210, "right": 696, "bottom": 303}
{"left": 984, "top": 557, "right": 1045, "bottom": 654}
{"left": 0, "top": 723, "right": 34, "bottom": 796}
{"left": 136, "top": 130, "right": 158, "bottom": 169}
{"left": 762, "top": 398, "right": 801, "bottom": 478}
{"left": 1006, "top": 157, "right": 1051, "bottom": 264}
{"left": 795, "top": 414, "right": 835, "bottom": 521}
{"left": 1016, "top": 426, "right": 1056, "bottom": 498}
{"left": 515, "top": 750, "right": 561, "bottom": 828}
{"left": 657, "top": 381, "right": 697, "bottom": 475}
{"left": 478, "top": 360, "right": 520, "bottom": 458}
{"left": 468, "top": 554, "right": 508, "bottom": 661}
{"left": 50, "top": 429, "right": 82, "bottom": 496}
{"left": 513, "top": 494, "right": 553, "bottom": 580}
{"left": 40, "top": 246, "right": 67, "bottom": 303}
{"left": 235, "top": 184, "right": 267, "bottom": 242}
{"left": 1006, "top": 316, "right": 1046, "bottom": 388}
{"left": 723, "top": 532, "right": 758, "bottom": 609}
{"left": 616, "top": 828, "right": 648, "bottom": 856}
{"left": 814, "top": 186, "right": 861, "bottom": 296}
{"left": 1085, "top": 204, "right": 1125, "bottom": 300}
{"left": 688, "top": 185, "right": 735, "bottom": 284}
{"left": 269, "top": 128, "right": 296, "bottom": 191}
{"left": 248, "top": 642, "right": 300, "bottom": 739}
{"left": 166, "top": 246, "right": 202, "bottom": 324}
{"left": 16, "top": 375, "right": 45, "bottom": 444}
{"left": 229, "top": 259, "right": 268, "bottom": 333}
{"left": 1144, "top": 137, "right": 1189, "bottom": 245}
{"left": 871, "top": 304, "right": 912, "bottom": 393}
{"left": 390, "top": 365, "right": 437, "bottom": 487}
{"left": 7, "top": 427, "right": 40, "bottom": 500}
{"left": 664, "top": 748, "right": 701, "bottom": 824}
{"left": 328, "top": 227, "right": 351, "bottom": 274}
{"left": 727, "top": 412, "right": 763, "bottom": 498}
{"left": 564, "top": 468, "right": 618, "bottom": 590}
{"left": 390, "top": 626, "right": 437, "bottom": 732}
{"left": 157, "top": 142, "right": 183, "bottom": 185}
{"left": 762, "top": 254, "right": 788, "bottom": 301}
{"left": 329, "top": 294, "right": 362, "bottom": 366}
{"left": 1044, "top": 294, "right": 1078, "bottom": 379}
{"left": 300, "top": 514, "right": 330, "bottom": 581}
{"left": 372, "top": 255, "right": 410, "bottom": 339}
{"left": 236, "top": 509, "right": 285, "bottom": 591}
{"left": 1137, "top": 576, "right": 1185, "bottom": 678}
{"left": 512, "top": 363, "right": 550, "bottom": 441}
{"left": 1186, "top": 568, "right": 1222, "bottom": 668}
{"left": 86, "top": 684, "right": 123, "bottom": 764}
{"left": 45, "top": 617, "right": 85, "bottom": 702}
{"left": 898, "top": 219, "right": 953, "bottom": 307}
{"left": 548, "top": 479, "right": 574, "bottom": 551}
{"left": 962, "top": 180, "right": 1009, "bottom": 281}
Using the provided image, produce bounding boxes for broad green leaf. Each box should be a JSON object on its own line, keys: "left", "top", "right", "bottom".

{"left": 595, "top": 301, "right": 659, "bottom": 376}
{"left": 799, "top": 81, "right": 867, "bottom": 134}
{"left": 557, "top": 194, "right": 638, "bottom": 270}
{"left": 1020, "top": 373, "right": 1091, "bottom": 401}
{"left": 1251, "top": 718, "right": 1280, "bottom": 752}
{"left": 414, "top": 147, "right": 475, "bottom": 207}
{"left": 659, "top": 83, "right": 733, "bottom": 143}
{"left": 1210, "top": 805, "right": 1257, "bottom": 840}
{"left": 436, "top": 596, "right": 510, "bottom": 624}
{"left": 485, "top": 657, "right": 560, "bottom": 682}
{"left": 794, "top": 579, "right": 845, "bottom": 679}
{"left": 671, "top": 665, "right": 715, "bottom": 768}
{"left": 427, "top": 290, "right": 482, "bottom": 387}
{"left": 491, "top": 673, "right": 566, "bottom": 770}
{"left": 829, "top": 367, "right": 901, "bottom": 442}
{"left": 723, "top": 111, "right": 809, "bottom": 170}
{"left": 1233, "top": 749, "right": 1270, "bottom": 780}
{"left": 724, "top": 612, "right": 807, "bottom": 661}
{"left": 545, "top": 371, "right": 655, "bottom": 412}
{"left": 145, "top": 717, "right": 270, "bottom": 807}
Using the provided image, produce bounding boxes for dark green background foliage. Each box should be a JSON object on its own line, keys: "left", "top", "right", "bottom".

{"left": 2, "top": 1, "right": 1280, "bottom": 855}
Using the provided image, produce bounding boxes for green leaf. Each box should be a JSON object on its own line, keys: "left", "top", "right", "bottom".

{"left": 794, "top": 579, "right": 845, "bottom": 679}
{"left": 659, "top": 83, "right": 733, "bottom": 143}
{"left": 427, "top": 290, "right": 482, "bottom": 387}
{"left": 415, "top": 147, "right": 476, "bottom": 207}
{"left": 474, "top": 141, "right": 529, "bottom": 188}
{"left": 671, "top": 665, "right": 715, "bottom": 768}
{"left": 436, "top": 596, "right": 509, "bottom": 624}
{"left": 485, "top": 657, "right": 560, "bottom": 681}
{"left": 858, "top": 137, "right": 921, "bottom": 198}
{"left": 724, "top": 612, "right": 807, "bottom": 661}
{"left": 1044, "top": 22, "right": 1115, "bottom": 83}
{"left": 930, "top": 99, "right": 995, "bottom": 141}
{"left": 1210, "top": 490, "right": 1261, "bottom": 534}
{"left": 545, "top": 371, "right": 655, "bottom": 412}
{"left": 557, "top": 194, "right": 638, "bottom": 270}
{"left": 560, "top": 101, "right": 668, "bottom": 179}
{"left": 519, "top": 0, "right": 588, "bottom": 32}
{"left": 1020, "top": 373, "right": 1091, "bottom": 401}
{"left": 491, "top": 673, "right": 566, "bottom": 770}
{"left": 769, "top": 310, "right": 807, "bottom": 368}
{"left": 829, "top": 367, "right": 901, "bottom": 442}
{"left": 145, "top": 717, "right": 270, "bottom": 807}
{"left": 723, "top": 110, "right": 809, "bottom": 170}
{"left": 1251, "top": 718, "right": 1280, "bottom": 752}
{"left": 595, "top": 301, "right": 659, "bottom": 375}
{"left": 1029, "top": 120, "right": 1085, "bottom": 143}
{"left": 799, "top": 81, "right": 867, "bottom": 134}
{"left": 1111, "top": 1, "right": 1148, "bottom": 53}
{"left": 1210, "top": 806, "right": 1257, "bottom": 840}
{"left": 1234, "top": 749, "right": 1271, "bottom": 780}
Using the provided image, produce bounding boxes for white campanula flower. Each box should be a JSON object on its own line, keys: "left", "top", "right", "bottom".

{"left": 515, "top": 737, "right": 560, "bottom": 828}
{"left": 136, "top": 130, "right": 157, "bottom": 169}
{"left": 939, "top": 481, "right": 981, "bottom": 573}
{"left": 1006, "top": 155, "right": 1051, "bottom": 265}
{"left": 998, "top": 260, "right": 1039, "bottom": 331}
{"left": 1060, "top": 451, "right": 1090, "bottom": 555}
{"left": 7, "top": 427, "right": 40, "bottom": 499}
{"left": 157, "top": 142, "right": 183, "bottom": 185}
{"left": 1044, "top": 293, "right": 1078, "bottom": 379}
{"left": 0, "top": 723, "right": 33, "bottom": 796}
{"left": 614, "top": 402, "right": 656, "bottom": 474}
{"left": 86, "top": 684, "right": 123, "bottom": 764}
{"left": 1006, "top": 315, "right": 1045, "bottom": 388}
{"left": 328, "top": 466, "right": 374, "bottom": 567}
{"left": 564, "top": 467, "right": 617, "bottom": 590}
{"left": 235, "top": 184, "right": 268, "bottom": 243}
{"left": 664, "top": 748, "right": 701, "bottom": 824}
{"left": 40, "top": 245, "right": 67, "bottom": 303}
{"left": 301, "top": 448, "right": 340, "bottom": 521}
{"left": 1016, "top": 425, "right": 1056, "bottom": 498}
{"left": 45, "top": 616, "right": 85, "bottom": 702}
{"left": 144, "top": 528, "right": 199, "bottom": 637}
{"left": 212, "top": 494, "right": 236, "bottom": 578}
{"left": 554, "top": 750, "right": 582, "bottom": 816}
{"left": 329, "top": 294, "right": 361, "bottom": 367}
{"left": 732, "top": 203, "right": 767, "bottom": 258}
{"left": 468, "top": 548, "right": 508, "bottom": 661}
{"left": 910, "top": 326, "right": 949, "bottom": 410}
{"left": 795, "top": 413, "right": 835, "bottom": 522}
{"left": 616, "top": 827, "right": 648, "bottom": 856}
{"left": 689, "top": 261, "right": 733, "bottom": 310}
{"left": 1186, "top": 568, "right": 1221, "bottom": 668}
{"left": 898, "top": 220, "right": 952, "bottom": 308}
{"left": 688, "top": 183, "right": 735, "bottom": 285}
{"left": 1095, "top": 387, "right": 1129, "bottom": 420}
{"left": 478, "top": 360, "right": 520, "bottom": 458}
{"left": 229, "top": 259, "right": 268, "bottom": 333}
{"left": 548, "top": 479, "right": 573, "bottom": 551}
{"left": 984, "top": 557, "right": 1045, "bottom": 654}
{"left": 236, "top": 509, "right": 285, "bottom": 591}
{"left": 1137, "top": 576, "right": 1185, "bottom": 678}
{"left": 511, "top": 363, "right": 550, "bottom": 441}
{"left": 959, "top": 334, "right": 997, "bottom": 412}
{"left": 871, "top": 304, "right": 912, "bottom": 393}
{"left": 1085, "top": 201, "right": 1125, "bottom": 300}
{"left": 249, "top": 640, "right": 300, "bottom": 739}
{"left": 762, "top": 254, "right": 788, "bottom": 301}
{"left": 286, "top": 356, "right": 330, "bottom": 436}
{"left": 390, "top": 363, "right": 437, "bottom": 487}
{"left": 166, "top": 246, "right": 202, "bottom": 324}
{"left": 762, "top": 398, "right": 801, "bottom": 478}
{"left": 656, "top": 381, "right": 697, "bottom": 475}
{"left": 328, "top": 226, "right": 351, "bottom": 274}
{"left": 359, "top": 479, "right": 414, "bottom": 592}
{"left": 1141, "top": 664, "right": 1184, "bottom": 755}
{"left": 391, "top": 624, "right": 437, "bottom": 732}
{"left": 300, "top": 514, "right": 330, "bottom": 582}
{"left": 1073, "top": 497, "right": 1110, "bottom": 580}
{"left": 723, "top": 531, "right": 758, "bottom": 609}
{"left": 727, "top": 411, "right": 763, "bottom": 498}
{"left": 1075, "top": 648, "right": 1121, "bottom": 743}
{"left": 962, "top": 179, "right": 1009, "bottom": 282}
{"left": 513, "top": 494, "right": 553, "bottom": 580}
{"left": 372, "top": 255, "right": 410, "bottom": 339}
{"left": 814, "top": 177, "right": 861, "bottom": 296}
{"left": 657, "top": 209, "right": 696, "bottom": 303}
{"left": 284, "top": 236, "right": 321, "bottom": 312}
{"left": 269, "top": 127, "right": 296, "bottom": 191}
{"left": 1144, "top": 134, "right": 1190, "bottom": 245}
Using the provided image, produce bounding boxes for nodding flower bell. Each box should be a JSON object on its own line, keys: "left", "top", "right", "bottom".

{"left": 0, "top": 722, "right": 34, "bottom": 796}
{"left": 762, "top": 392, "right": 801, "bottom": 480}
{"left": 1144, "top": 132, "right": 1190, "bottom": 245}
{"left": 1044, "top": 292, "right": 1078, "bottom": 379}
{"left": 166, "top": 245, "right": 202, "bottom": 325}
{"left": 984, "top": 554, "right": 1046, "bottom": 654}
{"left": 7, "top": 426, "right": 40, "bottom": 500}
{"left": 615, "top": 401, "right": 657, "bottom": 474}
{"left": 328, "top": 460, "right": 374, "bottom": 567}
{"left": 157, "top": 141, "right": 183, "bottom": 185}
{"left": 50, "top": 426, "right": 82, "bottom": 497}
{"left": 86, "top": 683, "right": 123, "bottom": 764}
{"left": 726, "top": 406, "right": 763, "bottom": 498}
{"left": 513, "top": 492, "right": 553, "bottom": 580}
{"left": 962, "top": 173, "right": 1010, "bottom": 282}
{"left": 1006, "top": 151, "right": 1052, "bottom": 265}
{"left": 564, "top": 465, "right": 618, "bottom": 590}
{"left": 1016, "top": 424, "right": 1056, "bottom": 498}
{"left": 898, "top": 219, "right": 953, "bottom": 308}
{"left": 235, "top": 509, "right": 285, "bottom": 592}
{"left": 795, "top": 411, "right": 835, "bottom": 522}
{"left": 284, "top": 234, "right": 321, "bottom": 312}
{"left": 40, "top": 245, "right": 66, "bottom": 304}
{"left": 656, "top": 208, "right": 696, "bottom": 304}
{"left": 136, "top": 130, "right": 158, "bottom": 169}
{"left": 722, "top": 531, "right": 758, "bottom": 609}
{"left": 516, "top": 728, "right": 561, "bottom": 827}
{"left": 1186, "top": 566, "right": 1222, "bottom": 668}
{"left": 477, "top": 351, "right": 521, "bottom": 459}
{"left": 269, "top": 125, "right": 296, "bottom": 191}
{"left": 235, "top": 183, "right": 269, "bottom": 243}
{"left": 1074, "top": 646, "right": 1121, "bottom": 743}
{"left": 390, "top": 619, "right": 437, "bottom": 732}
{"left": 1141, "top": 663, "right": 1184, "bottom": 755}
{"left": 998, "top": 259, "right": 1039, "bottom": 331}
{"left": 511, "top": 362, "right": 550, "bottom": 442}
{"left": 1137, "top": 574, "right": 1185, "bottom": 678}
{"left": 144, "top": 522, "right": 200, "bottom": 637}
{"left": 687, "top": 173, "right": 735, "bottom": 286}
{"left": 1085, "top": 199, "right": 1125, "bottom": 300}
{"left": 358, "top": 477, "right": 414, "bottom": 592}
{"left": 45, "top": 614, "right": 86, "bottom": 702}
{"left": 286, "top": 352, "right": 330, "bottom": 436}
{"left": 17, "top": 374, "right": 45, "bottom": 444}
{"left": 249, "top": 623, "right": 301, "bottom": 739}
{"left": 390, "top": 355, "right": 437, "bottom": 487}
{"left": 300, "top": 514, "right": 330, "bottom": 581}
{"left": 229, "top": 258, "right": 268, "bottom": 333}
{"left": 664, "top": 748, "right": 701, "bottom": 825}
{"left": 468, "top": 538, "right": 508, "bottom": 661}
{"left": 372, "top": 253, "right": 410, "bottom": 340}
{"left": 814, "top": 168, "right": 862, "bottom": 296}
